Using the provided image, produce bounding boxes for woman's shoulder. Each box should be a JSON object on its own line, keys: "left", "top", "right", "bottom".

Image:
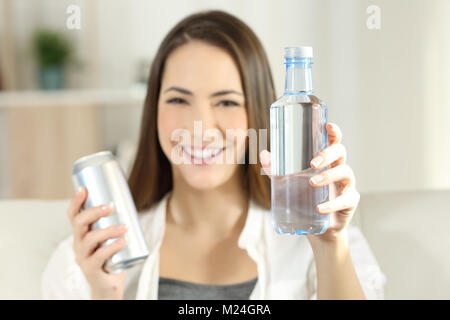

{"left": 251, "top": 202, "right": 383, "bottom": 271}
{"left": 251, "top": 201, "right": 373, "bottom": 251}
{"left": 253, "top": 204, "right": 386, "bottom": 298}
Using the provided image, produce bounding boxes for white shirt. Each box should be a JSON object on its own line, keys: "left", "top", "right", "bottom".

{"left": 41, "top": 192, "right": 386, "bottom": 299}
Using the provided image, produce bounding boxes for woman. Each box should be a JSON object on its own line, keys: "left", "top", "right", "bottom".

{"left": 42, "top": 10, "right": 385, "bottom": 300}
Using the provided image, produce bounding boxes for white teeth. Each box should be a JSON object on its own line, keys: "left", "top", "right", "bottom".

{"left": 203, "top": 149, "right": 212, "bottom": 158}
{"left": 193, "top": 149, "right": 203, "bottom": 158}
{"left": 182, "top": 146, "right": 223, "bottom": 160}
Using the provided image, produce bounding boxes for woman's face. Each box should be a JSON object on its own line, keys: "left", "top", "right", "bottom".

{"left": 157, "top": 40, "right": 248, "bottom": 190}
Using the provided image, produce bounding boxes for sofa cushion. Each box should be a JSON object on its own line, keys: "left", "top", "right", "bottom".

{"left": 0, "top": 199, "right": 72, "bottom": 299}
{"left": 358, "top": 189, "right": 450, "bottom": 299}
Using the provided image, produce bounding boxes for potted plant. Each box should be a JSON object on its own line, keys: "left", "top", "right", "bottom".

{"left": 32, "top": 29, "right": 72, "bottom": 90}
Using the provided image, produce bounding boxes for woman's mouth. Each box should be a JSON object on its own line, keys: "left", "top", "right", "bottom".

{"left": 181, "top": 145, "right": 225, "bottom": 165}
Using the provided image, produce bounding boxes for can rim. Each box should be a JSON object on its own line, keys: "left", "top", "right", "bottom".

{"left": 72, "top": 151, "right": 114, "bottom": 174}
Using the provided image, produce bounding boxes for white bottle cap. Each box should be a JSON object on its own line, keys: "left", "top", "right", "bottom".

{"left": 284, "top": 46, "right": 313, "bottom": 58}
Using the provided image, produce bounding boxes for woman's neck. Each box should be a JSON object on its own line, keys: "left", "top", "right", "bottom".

{"left": 168, "top": 167, "right": 249, "bottom": 236}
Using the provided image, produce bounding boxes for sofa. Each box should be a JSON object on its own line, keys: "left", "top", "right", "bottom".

{"left": 0, "top": 189, "right": 449, "bottom": 299}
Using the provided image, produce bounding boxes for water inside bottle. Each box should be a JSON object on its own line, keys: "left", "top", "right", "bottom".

{"left": 271, "top": 167, "right": 329, "bottom": 235}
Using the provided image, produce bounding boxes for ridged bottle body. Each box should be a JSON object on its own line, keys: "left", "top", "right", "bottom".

{"left": 270, "top": 92, "right": 330, "bottom": 235}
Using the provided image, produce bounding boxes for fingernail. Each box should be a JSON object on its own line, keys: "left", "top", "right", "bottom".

{"left": 101, "top": 202, "right": 114, "bottom": 211}
{"left": 118, "top": 224, "right": 128, "bottom": 231}
{"left": 260, "top": 150, "right": 270, "bottom": 163}
{"left": 311, "top": 156, "right": 323, "bottom": 168}
{"left": 317, "top": 203, "right": 329, "bottom": 211}
{"left": 77, "top": 187, "right": 83, "bottom": 194}
{"left": 310, "top": 175, "right": 323, "bottom": 184}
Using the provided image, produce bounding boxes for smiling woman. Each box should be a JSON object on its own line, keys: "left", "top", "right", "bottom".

{"left": 127, "top": 11, "right": 275, "bottom": 211}
{"left": 42, "top": 9, "right": 385, "bottom": 301}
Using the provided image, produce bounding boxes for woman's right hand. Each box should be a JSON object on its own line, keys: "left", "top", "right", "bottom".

{"left": 67, "top": 187, "right": 128, "bottom": 300}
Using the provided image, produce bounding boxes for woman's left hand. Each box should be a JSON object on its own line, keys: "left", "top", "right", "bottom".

{"left": 260, "top": 122, "right": 360, "bottom": 243}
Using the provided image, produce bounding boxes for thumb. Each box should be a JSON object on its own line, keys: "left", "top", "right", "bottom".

{"left": 259, "top": 150, "right": 271, "bottom": 176}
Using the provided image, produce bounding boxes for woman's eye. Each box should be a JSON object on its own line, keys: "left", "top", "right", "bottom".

{"left": 217, "top": 100, "right": 239, "bottom": 107}
{"left": 166, "top": 97, "right": 187, "bottom": 105}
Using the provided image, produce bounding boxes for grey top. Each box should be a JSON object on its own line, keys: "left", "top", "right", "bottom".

{"left": 158, "top": 276, "right": 258, "bottom": 300}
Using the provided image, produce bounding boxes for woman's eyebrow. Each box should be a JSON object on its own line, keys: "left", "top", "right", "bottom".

{"left": 163, "top": 86, "right": 193, "bottom": 95}
{"left": 210, "top": 90, "right": 243, "bottom": 97}
{"left": 163, "top": 86, "right": 243, "bottom": 97}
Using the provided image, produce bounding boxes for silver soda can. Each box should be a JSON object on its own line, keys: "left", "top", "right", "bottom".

{"left": 72, "top": 150, "right": 149, "bottom": 273}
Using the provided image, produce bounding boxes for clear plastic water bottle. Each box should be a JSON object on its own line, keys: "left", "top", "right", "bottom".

{"left": 270, "top": 46, "right": 330, "bottom": 235}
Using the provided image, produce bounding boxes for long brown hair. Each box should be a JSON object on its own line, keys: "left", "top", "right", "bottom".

{"left": 127, "top": 10, "right": 275, "bottom": 212}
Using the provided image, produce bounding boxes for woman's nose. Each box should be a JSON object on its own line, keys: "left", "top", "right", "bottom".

{"left": 183, "top": 102, "right": 223, "bottom": 146}
{"left": 186, "top": 102, "right": 218, "bottom": 132}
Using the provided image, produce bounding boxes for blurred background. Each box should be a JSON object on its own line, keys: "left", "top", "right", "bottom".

{"left": 0, "top": 0, "right": 449, "bottom": 299}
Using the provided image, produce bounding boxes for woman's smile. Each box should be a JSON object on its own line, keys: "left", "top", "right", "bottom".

{"left": 180, "top": 145, "right": 226, "bottom": 166}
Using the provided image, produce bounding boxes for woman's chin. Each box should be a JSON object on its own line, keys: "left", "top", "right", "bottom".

{"left": 178, "top": 167, "right": 235, "bottom": 191}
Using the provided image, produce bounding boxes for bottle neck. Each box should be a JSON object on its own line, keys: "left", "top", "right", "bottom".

{"left": 283, "top": 57, "right": 313, "bottom": 95}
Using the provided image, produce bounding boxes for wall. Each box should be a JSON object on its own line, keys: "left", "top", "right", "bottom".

{"left": 353, "top": 0, "right": 450, "bottom": 192}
